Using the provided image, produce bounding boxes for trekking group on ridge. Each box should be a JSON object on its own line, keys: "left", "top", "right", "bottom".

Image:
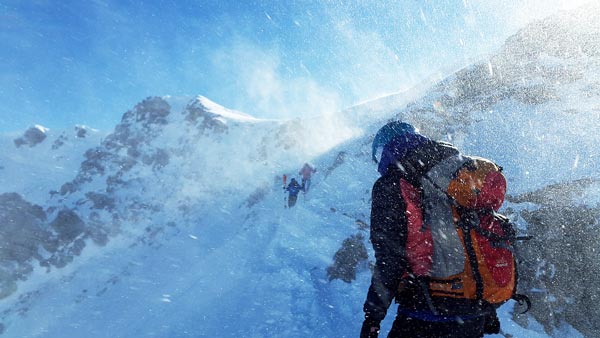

{"left": 360, "top": 121, "right": 529, "bottom": 338}
{"left": 283, "top": 162, "right": 317, "bottom": 208}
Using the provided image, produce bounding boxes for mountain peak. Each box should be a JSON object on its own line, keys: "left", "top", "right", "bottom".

{"left": 13, "top": 124, "right": 49, "bottom": 148}
{"left": 192, "top": 95, "right": 260, "bottom": 122}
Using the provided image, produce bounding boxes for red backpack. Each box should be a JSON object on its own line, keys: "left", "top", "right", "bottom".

{"left": 399, "top": 155, "right": 528, "bottom": 309}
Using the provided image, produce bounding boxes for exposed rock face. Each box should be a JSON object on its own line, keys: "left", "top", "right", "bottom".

{"left": 59, "top": 97, "right": 172, "bottom": 197}
{"left": 510, "top": 179, "right": 600, "bottom": 337}
{"left": 75, "top": 125, "right": 88, "bottom": 138}
{"left": 13, "top": 126, "right": 47, "bottom": 148}
{"left": 1, "top": 97, "right": 180, "bottom": 300}
{"left": 85, "top": 192, "right": 116, "bottom": 211}
{"left": 50, "top": 209, "right": 86, "bottom": 243}
{"left": 327, "top": 233, "right": 368, "bottom": 283}
{"left": 393, "top": 3, "right": 600, "bottom": 144}
{"left": 142, "top": 148, "right": 170, "bottom": 169}
{"left": 507, "top": 178, "right": 598, "bottom": 207}
{"left": 0, "top": 192, "right": 98, "bottom": 299}
{"left": 0, "top": 193, "right": 50, "bottom": 298}
{"left": 51, "top": 126, "right": 91, "bottom": 150}
{"left": 183, "top": 99, "right": 228, "bottom": 133}
{"left": 126, "top": 96, "right": 170, "bottom": 126}
{"left": 5, "top": 95, "right": 244, "bottom": 297}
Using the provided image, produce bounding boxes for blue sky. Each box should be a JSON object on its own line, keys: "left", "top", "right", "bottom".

{"left": 0, "top": 0, "right": 586, "bottom": 132}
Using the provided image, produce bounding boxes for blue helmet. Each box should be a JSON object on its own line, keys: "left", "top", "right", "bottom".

{"left": 372, "top": 121, "right": 430, "bottom": 176}
{"left": 371, "top": 121, "right": 416, "bottom": 163}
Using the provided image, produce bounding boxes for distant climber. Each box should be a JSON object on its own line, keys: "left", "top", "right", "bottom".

{"left": 285, "top": 178, "right": 304, "bottom": 208}
{"left": 298, "top": 163, "right": 317, "bottom": 193}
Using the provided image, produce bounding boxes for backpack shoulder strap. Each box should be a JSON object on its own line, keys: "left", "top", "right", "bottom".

{"left": 398, "top": 141, "right": 461, "bottom": 184}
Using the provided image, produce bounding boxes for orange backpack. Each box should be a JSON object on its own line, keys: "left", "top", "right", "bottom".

{"left": 400, "top": 155, "right": 528, "bottom": 309}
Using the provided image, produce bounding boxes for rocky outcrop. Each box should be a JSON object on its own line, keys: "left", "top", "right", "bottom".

{"left": 125, "top": 96, "right": 170, "bottom": 127}
{"left": 0, "top": 193, "right": 50, "bottom": 298}
{"left": 75, "top": 125, "right": 88, "bottom": 138}
{"left": 507, "top": 178, "right": 598, "bottom": 207}
{"left": 59, "top": 97, "right": 172, "bottom": 197}
{"left": 183, "top": 99, "right": 228, "bottom": 133}
{"left": 49, "top": 209, "right": 86, "bottom": 243}
{"left": 13, "top": 126, "right": 47, "bottom": 148}
{"left": 327, "top": 233, "right": 368, "bottom": 283}
{"left": 51, "top": 126, "right": 91, "bottom": 150}
{"left": 511, "top": 179, "right": 600, "bottom": 337}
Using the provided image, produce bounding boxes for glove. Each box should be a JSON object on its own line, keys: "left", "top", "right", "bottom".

{"left": 360, "top": 318, "right": 380, "bottom": 338}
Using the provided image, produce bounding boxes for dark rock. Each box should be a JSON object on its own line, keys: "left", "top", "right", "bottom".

{"left": 14, "top": 126, "right": 47, "bottom": 148}
{"left": 75, "top": 126, "right": 88, "bottom": 138}
{"left": 59, "top": 182, "right": 78, "bottom": 196}
{"left": 517, "top": 204, "right": 600, "bottom": 336}
{"left": 85, "top": 192, "right": 115, "bottom": 210}
{"left": 327, "top": 233, "right": 369, "bottom": 283}
{"left": 0, "top": 193, "right": 51, "bottom": 299}
{"left": 142, "top": 148, "right": 170, "bottom": 169}
{"left": 245, "top": 184, "right": 269, "bottom": 208}
{"left": 184, "top": 100, "right": 228, "bottom": 133}
{"left": 50, "top": 209, "right": 86, "bottom": 242}
{"left": 130, "top": 97, "right": 171, "bottom": 126}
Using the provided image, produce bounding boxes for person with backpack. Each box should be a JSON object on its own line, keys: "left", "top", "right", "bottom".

{"left": 360, "top": 121, "right": 523, "bottom": 338}
{"left": 285, "top": 178, "right": 304, "bottom": 208}
{"left": 298, "top": 162, "right": 317, "bottom": 193}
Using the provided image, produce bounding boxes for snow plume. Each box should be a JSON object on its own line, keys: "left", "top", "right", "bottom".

{"left": 211, "top": 40, "right": 342, "bottom": 120}
{"left": 209, "top": 41, "right": 361, "bottom": 154}
{"left": 332, "top": 21, "right": 415, "bottom": 100}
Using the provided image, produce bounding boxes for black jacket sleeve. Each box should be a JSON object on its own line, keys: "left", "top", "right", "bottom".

{"left": 363, "top": 170, "right": 409, "bottom": 322}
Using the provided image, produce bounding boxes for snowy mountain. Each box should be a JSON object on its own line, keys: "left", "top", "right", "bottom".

{"left": 0, "top": 125, "right": 104, "bottom": 205}
{"left": 1, "top": 3, "right": 599, "bottom": 338}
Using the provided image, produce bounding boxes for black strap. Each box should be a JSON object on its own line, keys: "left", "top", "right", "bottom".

{"left": 399, "top": 141, "right": 460, "bottom": 184}
{"left": 512, "top": 294, "right": 532, "bottom": 314}
{"left": 418, "top": 278, "right": 440, "bottom": 316}
{"left": 474, "top": 210, "right": 533, "bottom": 242}
{"left": 461, "top": 226, "right": 484, "bottom": 300}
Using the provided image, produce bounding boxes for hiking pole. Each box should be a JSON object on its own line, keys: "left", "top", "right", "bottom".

{"left": 283, "top": 174, "right": 287, "bottom": 209}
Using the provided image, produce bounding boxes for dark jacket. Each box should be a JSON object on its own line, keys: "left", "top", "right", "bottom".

{"left": 363, "top": 139, "right": 489, "bottom": 337}
{"left": 363, "top": 167, "right": 408, "bottom": 322}
{"left": 285, "top": 180, "right": 304, "bottom": 196}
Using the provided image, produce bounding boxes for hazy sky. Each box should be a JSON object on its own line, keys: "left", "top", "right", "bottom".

{"left": 0, "top": 0, "right": 588, "bottom": 132}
